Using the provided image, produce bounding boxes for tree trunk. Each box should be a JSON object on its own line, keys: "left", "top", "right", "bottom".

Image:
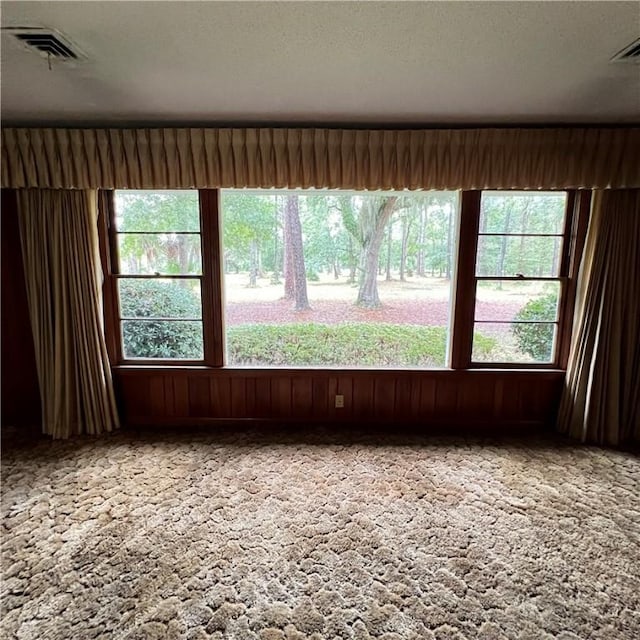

{"left": 285, "top": 195, "right": 310, "bottom": 310}
{"left": 333, "top": 258, "right": 340, "bottom": 280}
{"left": 445, "top": 208, "right": 453, "bottom": 279}
{"left": 416, "top": 207, "right": 426, "bottom": 277}
{"left": 249, "top": 239, "right": 259, "bottom": 287}
{"left": 283, "top": 199, "right": 295, "bottom": 299}
{"left": 347, "top": 236, "right": 356, "bottom": 284}
{"left": 400, "top": 217, "right": 411, "bottom": 281}
{"left": 356, "top": 198, "right": 397, "bottom": 308}
{"left": 272, "top": 197, "right": 281, "bottom": 284}
{"left": 385, "top": 218, "right": 393, "bottom": 281}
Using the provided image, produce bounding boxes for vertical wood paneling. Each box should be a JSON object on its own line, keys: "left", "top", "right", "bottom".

{"left": 245, "top": 377, "right": 257, "bottom": 415}
{"left": 210, "top": 376, "right": 231, "bottom": 417}
{"left": 374, "top": 378, "right": 396, "bottom": 421}
{"left": 173, "top": 377, "right": 189, "bottom": 416}
{"left": 121, "top": 376, "right": 150, "bottom": 419}
{"left": 458, "top": 376, "right": 494, "bottom": 414}
{"left": 410, "top": 377, "right": 422, "bottom": 419}
{"left": 435, "top": 378, "right": 458, "bottom": 417}
{"left": 1, "top": 190, "right": 41, "bottom": 429}
{"left": 255, "top": 377, "right": 271, "bottom": 417}
{"left": 337, "top": 375, "right": 353, "bottom": 420}
{"left": 501, "top": 378, "right": 520, "bottom": 420}
{"left": 149, "top": 377, "right": 165, "bottom": 417}
{"left": 231, "top": 378, "right": 246, "bottom": 418}
{"left": 271, "top": 377, "right": 292, "bottom": 418}
{"left": 312, "top": 377, "right": 329, "bottom": 417}
{"left": 419, "top": 378, "right": 437, "bottom": 415}
{"left": 163, "top": 377, "right": 176, "bottom": 417}
{"left": 353, "top": 377, "right": 374, "bottom": 419}
{"left": 493, "top": 379, "right": 505, "bottom": 419}
{"left": 114, "top": 369, "right": 565, "bottom": 430}
{"left": 188, "top": 377, "right": 210, "bottom": 417}
{"left": 394, "top": 377, "right": 412, "bottom": 422}
{"left": 292, "top": 377, "right": 313, "bottom": 418}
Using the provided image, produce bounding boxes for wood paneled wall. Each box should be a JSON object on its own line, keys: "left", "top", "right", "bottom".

{"left": 1, "top": 190, "right": 41, "bottom": 430}
{"left": 115, "top": 368, "right": 564, "bottom": 430}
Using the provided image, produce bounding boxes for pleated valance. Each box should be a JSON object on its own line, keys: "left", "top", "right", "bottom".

{"left": 2, "top": 126, "right": 638, "bottom": 190}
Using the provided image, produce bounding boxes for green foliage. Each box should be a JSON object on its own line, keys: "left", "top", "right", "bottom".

{"left": 227, "top": 323, "right": 496, "bottom": 367}
{"left": 512, "top": 292, "right": 559, "bottom": 361}
{"left": 222, "top": 193, "right": 278, "bottom": 272}
{"left": 477, "top": 193, "right": 566, "bottom": 277}
{"left": 120, "top": 280, "right": 203, "bottom": 359}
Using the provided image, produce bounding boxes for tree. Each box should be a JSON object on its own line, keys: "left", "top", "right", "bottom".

{"left": 120, "top": 280, "right": 202, "bottom": 358}
{"left": 353, "top": 196, "right": 399, "bottom": 308}
{"left": 117, "top": 192, "right": 201, "bottom": 278}
{"left": 222, "top": 193, "right": 275, "bottom": 286}
{"left": 283, "top": 195, "right": 310, "bottom": 310}
{"left": 512, "top": 291, "right": 558, "bottom": 361}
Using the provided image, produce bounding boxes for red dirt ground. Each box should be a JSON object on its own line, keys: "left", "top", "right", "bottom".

{"left": 225, "top": 298, "right": 522, "bottom": 326}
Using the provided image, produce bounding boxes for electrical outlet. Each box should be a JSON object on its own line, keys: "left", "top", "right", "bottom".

{"left": 335, "top": 394, "right": 344, "bottom": 408}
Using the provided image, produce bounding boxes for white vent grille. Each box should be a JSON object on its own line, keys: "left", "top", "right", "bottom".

{"left": 611, "top": 37, "right": 640, "bottom": 63}
{"left": 1, "top": 27, "right": 85, "bottom": 62}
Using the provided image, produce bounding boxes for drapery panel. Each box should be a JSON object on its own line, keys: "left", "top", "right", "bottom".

{"left": 17, "top": 189, "right": 120, "bottom": 439}
{"left": 2, "top": 126, "right": 639, "bottom": 190}
{"left": 557, "top": 189, "right": 640, "bottom": 446}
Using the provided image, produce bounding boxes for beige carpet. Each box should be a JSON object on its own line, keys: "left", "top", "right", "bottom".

{"left": 2, "top": 429, "right": 639, "bottom": 640}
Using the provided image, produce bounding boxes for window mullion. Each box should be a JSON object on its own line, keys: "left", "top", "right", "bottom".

{"left": 199, "top": 189, "right": 225, "bottom": 367}
{"left": 451, "top": 190, "right": 481, "bottom": 369}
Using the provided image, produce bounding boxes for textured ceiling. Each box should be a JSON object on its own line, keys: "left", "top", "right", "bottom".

{"left": 1, "top": 1, "right": 639, "bottom": 126}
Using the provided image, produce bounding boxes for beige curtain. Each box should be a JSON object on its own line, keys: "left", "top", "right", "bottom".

{"left": 3, "top": 126, "right": 639, "bottom": 190}
{"left": 558, "top": 190, "right": 640, "bottom": 445}
{"left": 17, "top": 189, "right": 120, "bottom": 439}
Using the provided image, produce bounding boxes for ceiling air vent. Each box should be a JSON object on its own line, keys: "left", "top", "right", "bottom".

{"left": 14, "top": 32, "right": 76, "bottom": 59}
{"left": 611, "top": 37, "right": 640, "bottom": 63}
{"left": 1, "top": 26, "right": 85, "bottom": 62}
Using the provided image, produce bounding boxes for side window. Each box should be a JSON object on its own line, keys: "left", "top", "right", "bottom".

{"left": 471, "top": 191, "right": 568, "bottom": 364}
{"left": 112, "top": 190, "right": 205, "bottom": 361}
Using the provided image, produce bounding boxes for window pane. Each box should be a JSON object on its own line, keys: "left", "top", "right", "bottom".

{"left": 476, "top": 235, "right": 562, "bottom": 277}
{"left": 115, "top": 191, "right": 200, "bottom": 232}
{"left": 118, "top": 234, "right": 202, "bottom": 275}
{"left": 122, "top": 320, "right": 203, "bottom": 359}
{"left": 222, "top": 190, "right": 458, "bottom": 368}
{"left": 475, "top": 280, "right": 560, "bottom": 322}
{"left": 118, "top": 279, "right": 202, "bottom": 319}
{"left": 472, "top": 322, "right": 557, "bottom": 363}
{"left": 480, "top": 192, "right": 566, "bottom": 235}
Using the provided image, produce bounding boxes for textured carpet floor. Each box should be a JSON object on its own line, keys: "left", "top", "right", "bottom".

{"left": 2, "top": 429, "right": 639, "bottom": 640}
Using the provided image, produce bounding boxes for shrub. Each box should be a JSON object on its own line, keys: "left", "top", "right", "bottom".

{"left": 227, "top": 323, "right": 496, "bottom": 367}
{"left": 120, "top": 280, "right": 203, "bottom": 358}
{"left": 512, "top": 292, "right": 558, "bottom": 361}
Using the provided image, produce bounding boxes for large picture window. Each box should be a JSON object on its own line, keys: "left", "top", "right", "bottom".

{"left": 99, "top": 188, "right": 586, "bottom": 370}
{"left": 221, "top": 190, "right": 458, "bottom": 368}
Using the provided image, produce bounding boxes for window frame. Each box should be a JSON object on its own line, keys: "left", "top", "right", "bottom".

{"left": 98, "top": 188, "right": 589, "bottom": 370}
{"left": 452, "top": 189, "right": 589, "bottom": 369}
{"left": 98, "top": 189, "right": 224, "bottom": 366}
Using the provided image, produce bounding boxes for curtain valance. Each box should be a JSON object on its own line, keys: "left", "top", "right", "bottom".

{"left": 2, "top": 126, "right": 638, "bottom": 190}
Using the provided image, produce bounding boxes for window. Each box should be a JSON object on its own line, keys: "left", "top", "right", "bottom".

{"left": 221, "top": 190, "right": 458, "bottom": 367}
{"left": 471, "top": 191, "right": 569, "bottom": 364}
{"left": 103, "top": 190, "right": 217, "bottom": 363}
{"left": 99, "top": 188, "right": 586, "bottom": 369}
